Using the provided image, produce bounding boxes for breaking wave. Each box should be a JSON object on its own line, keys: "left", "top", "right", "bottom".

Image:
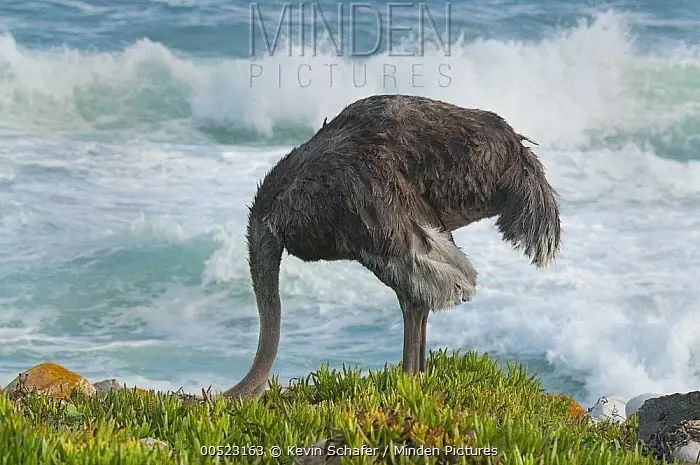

{"left": 0, "top": 13, "right": 697, "bottom": 159}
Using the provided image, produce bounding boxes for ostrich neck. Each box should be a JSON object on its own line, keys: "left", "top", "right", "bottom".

{"left": 224, "top": 219, "right": 282, "bottom": 398}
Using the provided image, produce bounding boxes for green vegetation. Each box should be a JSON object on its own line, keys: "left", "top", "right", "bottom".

{"left": 1, "top": 351, "right": 657, "bottom": 464}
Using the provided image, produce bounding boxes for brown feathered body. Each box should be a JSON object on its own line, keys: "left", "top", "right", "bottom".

{"left": 226, "top": 95, "right": 561, "bottom": 398}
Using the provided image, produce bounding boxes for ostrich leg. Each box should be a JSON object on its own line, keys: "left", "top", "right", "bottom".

{"left": 402, "top": 309, "right": 423, "bottom": 373}
{"left": 418, "top": 311, "right": 429, "bottom": 372}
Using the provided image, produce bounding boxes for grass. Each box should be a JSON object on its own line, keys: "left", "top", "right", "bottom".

{"left": 0, "top": 351, "right": 658, "bottom": 464}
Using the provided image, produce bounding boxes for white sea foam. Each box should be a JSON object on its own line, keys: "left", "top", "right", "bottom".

{"left": 0, "top": 13, "right": 697, "bottom": 152}
{"left": 544, "top": 144, "right": 700, "bottom": 203}
{"left": 129, "top": 212, "right": 188, "bottom": 242}
{"left": 428, "top": 203, "right": 700, "bottom": 403}
{"left": 202, "top": 221, "right": 246, "bottom": 284}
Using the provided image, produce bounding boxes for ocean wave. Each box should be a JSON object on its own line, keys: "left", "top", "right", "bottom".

{"left": 0, "top": 12, "right": 697, "bottom": 159}
{"left": 129, "top": 212, "right": 188, "bottom": 243}
{"left": 544, "top": 143, "right": 700, "bottom": 204}
{"left": 1, "top": 9, "right": 699, "bottom": 402}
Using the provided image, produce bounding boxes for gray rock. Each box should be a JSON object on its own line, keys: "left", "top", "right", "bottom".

{"left": 625, "top": 393, "right": 660, "bottom": 418}
{"left": 139, "top": 437, "right": 170, "bottom": 451}
{"left": 673, "top": 441, "right": 700, "bottom": 464}
{"left": 638, "top": 391, "right": 700, "bottom": 443}
{"left": 93, "top": 379, "right": 122, "bottom": 395}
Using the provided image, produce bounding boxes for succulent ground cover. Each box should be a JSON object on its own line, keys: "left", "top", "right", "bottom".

{"left": 0, "top": 351, "right": 656, "bottom": 464}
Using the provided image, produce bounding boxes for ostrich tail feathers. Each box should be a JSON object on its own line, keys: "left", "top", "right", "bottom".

{"left": 496, "top": 146, "right": 561, "bottom": 267}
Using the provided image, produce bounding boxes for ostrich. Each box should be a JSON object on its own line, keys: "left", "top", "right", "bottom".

{"left": 224, "top": 95, "right": 560, "bottom": 398}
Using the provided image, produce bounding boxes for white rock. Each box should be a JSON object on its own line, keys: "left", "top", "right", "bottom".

{"left": 588, "top": 396, "right": 627, "bottom": 422}
{"left": 673, "top": 441, "right": 700, "bottom": 464}
{"left": 625, "top": 393, "right": 660, "bottom": 418}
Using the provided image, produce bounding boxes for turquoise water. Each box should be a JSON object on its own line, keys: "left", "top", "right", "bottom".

{"left": 0, "top": 1, "right": 699, "bottom": 404}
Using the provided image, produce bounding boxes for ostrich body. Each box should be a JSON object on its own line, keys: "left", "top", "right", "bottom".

{"left": 225, "top": 95, "right": 561, "bottom": 398}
